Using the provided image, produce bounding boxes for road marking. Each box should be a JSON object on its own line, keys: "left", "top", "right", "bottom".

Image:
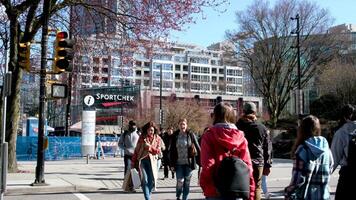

{"left": 73, "top": 193, "right": 91, "bottom": 200}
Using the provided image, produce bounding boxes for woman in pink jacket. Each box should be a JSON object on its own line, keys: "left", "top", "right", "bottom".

{"left": 200, "top": 102, "right": 255, "bottom": 200}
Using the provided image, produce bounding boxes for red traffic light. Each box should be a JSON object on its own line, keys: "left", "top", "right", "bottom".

{"left": 56, "top": 31, "right": 68, "bottom": 39}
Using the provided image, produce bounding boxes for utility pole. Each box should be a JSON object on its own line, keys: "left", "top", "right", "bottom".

{"left": 34, "top": 0, "right": 50, "bottom": 185}
{"left": 291, "top": 14, "right": 303, "bottom": 117}
{"left": 0, "top": 30, "right": 11, "bottom": 200}
{"left": 65, "top": 6, "right": 74, "bottom": 136}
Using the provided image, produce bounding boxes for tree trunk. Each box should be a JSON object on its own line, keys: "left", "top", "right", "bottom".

{"left": 5, "top": 18, "right": 22, "bottom": 173}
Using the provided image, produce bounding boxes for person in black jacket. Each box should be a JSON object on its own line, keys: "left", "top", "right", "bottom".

{"left": 162, "top": 126, "right": 175, "bottom": 179}
{"left": 236, "top": 102, "right": 272, "bottom": 200}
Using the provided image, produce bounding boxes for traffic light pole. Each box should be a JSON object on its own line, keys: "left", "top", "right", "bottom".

{"left": 34, "top": 0, "right": 50, "bottom": 185}
{"left": 291, "top": 14, "right": 303, "bottom": 117}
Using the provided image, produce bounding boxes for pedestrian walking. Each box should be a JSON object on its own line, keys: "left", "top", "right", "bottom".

{"left": 170, "top": 118, "right": 200, "bottom": 200}
{"left": 131, "top": 121, "right": 162, "bottom": 200}
{"left": 284, "top": 115, "right": 333, "bottom": 200}
{"left": 162, "top": 126, "right": 175, "bottom": 179}
{"left": 331, "top": 104, "right": 356, "bottom": 200}
{"left": 236, "top": 102, "right": 272, "bottom": 200}
{"left": 118, "top": 120, "right": 140, "bottom": 175}
{"left": 200, "top": 102, "right": 255, "bottom": 200}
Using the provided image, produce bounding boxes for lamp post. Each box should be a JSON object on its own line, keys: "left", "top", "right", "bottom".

{"left": 159, "top": 64, "right": 163, "bottom": 130}
{"left": 291, "top": 14, "right": 303, "bottom": 117}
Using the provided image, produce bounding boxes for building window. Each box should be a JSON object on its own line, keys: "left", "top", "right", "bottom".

{"left": 135, "top": 61, "right": 142, "bottom": 67}
{"left": 219, "top": 69, "right": 224, "bottom": 74}
{"left": 212, "top": 68, "right": 217, "bottom": 74}
{"left": 135, "top": 79, "right": 141, "bottom": 85}
{"left": 163, "top": 63, "right": 173, "bottom": 71}
{"left": 183, "top": 74, "right": 188, "bottom": 80}
{"left": 102, "top": 77, "right": 108, "bottom": 83}
{"left": 153, "top": 63, "right": 161, "bottom": 70}
{"left": 175, "top": 82, "right": 180, "bottom": 88}
{"left": 93, "top": 57, "right": 100, "bottom": 64}
{"left": 175, "top": 73, "right": 181, "bottom": 79}
{"left": 136, "top": 70, "right": 142, "bottom": 76}
{"left": 175, "top": 64, "right": 181, "bottom": 71}
{"left": 144, "top": 71, "right": 150, "bottom": 77}
{"left": 219, "top": 77, "right": 224, "bottom": 81}
{"left": 183, "top": 65, "right": 188, "bottom": 71}
{"left": 102, "top": 67, "right": 108, "bottom": 74}
{"left": 174, "top": 56, "right": 186, "bottom": 63}
{"left": 102, "top": 58, "right": 109, "bottom": 65}
{"left": 93, "top": 67, "right": 100, "bottom": 73}
{"left": 144, "top": 62, "right": 150, "bottom": 68}
{"left": 212, "top": 76, "right": 217, "bottom": 82}
{"left": 212, "top": 85, "right": 217, "bottom": 91}
{"left": 144, "top": 80, "right": 149, "bottom": 86}
{"left": 227, "top": 69, "right": 243, "bottom": 76}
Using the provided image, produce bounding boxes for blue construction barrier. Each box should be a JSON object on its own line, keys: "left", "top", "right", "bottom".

{"left": 17, "top": 136, "right": 119, "bottom": 161}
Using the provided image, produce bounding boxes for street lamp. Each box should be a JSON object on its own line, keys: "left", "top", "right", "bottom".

{"left": 291, "top": 14, "right": 303, "bottom": 117}
{"left": 159, "top": 64, "right": 163, "bottom": 130}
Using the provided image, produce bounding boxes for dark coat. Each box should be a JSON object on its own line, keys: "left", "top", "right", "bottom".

{"left": 236, "top": 115, "right": 272, "bottom": 168}
{"left": 169, "top": 129, "right": 200, "bottom": 170}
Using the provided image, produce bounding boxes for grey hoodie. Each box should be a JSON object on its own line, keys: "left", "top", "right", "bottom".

{"left": 331, "top": 121, "right": 356, "bottom": 172}
{"left": 118, "top": 129, "right": 140, "bottom": 156}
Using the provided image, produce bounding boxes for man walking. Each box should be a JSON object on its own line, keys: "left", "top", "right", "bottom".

{"left": 236, "top": 102, "right": 272, "bottom": 200}
{"left": 119, "top": 120, "right": 140, "bottom": 175}
{"left": 331, "top": 104, "right": 356, "bottom": 200}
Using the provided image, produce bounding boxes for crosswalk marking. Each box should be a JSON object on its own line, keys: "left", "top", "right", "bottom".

{"left": 73, "top": 193, "right": 91, "bottom": 200}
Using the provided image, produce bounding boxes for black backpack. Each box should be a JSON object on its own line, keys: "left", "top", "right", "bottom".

{"left": 215, "top": 148, "right": 250, "bottom": 199}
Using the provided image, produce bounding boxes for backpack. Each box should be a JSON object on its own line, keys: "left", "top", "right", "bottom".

{"left": 347, "top": 130, "right": 356, "bottom": 168}
{"left": 215, "top": 148, "right": 250, "bottom": 199}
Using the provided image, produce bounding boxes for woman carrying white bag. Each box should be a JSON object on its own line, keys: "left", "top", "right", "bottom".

{"left": 131, "top": 121, "right": 162, "bottom": 200}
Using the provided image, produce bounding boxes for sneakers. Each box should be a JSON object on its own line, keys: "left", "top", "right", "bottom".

{"left": 263, "top": 192, "right": 271, "bottom": 199}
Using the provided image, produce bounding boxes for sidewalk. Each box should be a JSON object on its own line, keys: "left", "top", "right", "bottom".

{"left": 4, "top": 157, "right": 327, "bottom": 199}
{"left": 6, "top": 157, "right": 207, "bottom": 199}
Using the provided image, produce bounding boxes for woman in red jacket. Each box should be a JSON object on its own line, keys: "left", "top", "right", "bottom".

{"left": 200, "top": 102, "right": 255, "bottom": 200}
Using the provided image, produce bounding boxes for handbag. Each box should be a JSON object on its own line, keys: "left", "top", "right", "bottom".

{"left": 130, "top": 168, "right": 141, "bottom": 189}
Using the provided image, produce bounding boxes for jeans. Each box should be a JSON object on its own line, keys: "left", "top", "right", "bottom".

{"left": 262, "top": 175, "right": 267, "bottom": 194}
{"left": 141, "top": 158, "right": 154, "bottom": 200}
{"left": 124, "top": 155, "right": 132, "bottom": 175}
{"left": 252, "top": 165, "right": 263, "bottom": 200}
{"left": 176, "top": 164, "right": 192, "bottom": 200}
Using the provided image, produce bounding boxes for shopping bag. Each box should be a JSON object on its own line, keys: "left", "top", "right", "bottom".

{"left": 122, "top": 171, "right": 133, "bottom": 191}
{"left": 131, "top": 168, "right": 141, "bottom": 189}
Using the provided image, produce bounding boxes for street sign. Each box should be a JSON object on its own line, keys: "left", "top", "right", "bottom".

{"left": 51, "top": 83, "right": 67, "bottom": 98}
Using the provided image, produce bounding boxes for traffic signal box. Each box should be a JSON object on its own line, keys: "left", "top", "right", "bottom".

{"left": 53, "top": 31, "right": 74, "bottom": 73}
{"left": 18, "top": 42, "right": 31, "bottom": 72}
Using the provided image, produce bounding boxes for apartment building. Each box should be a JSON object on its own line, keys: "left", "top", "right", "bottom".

{"left": 70, "top": 35, "right": 262, "bottom": 123}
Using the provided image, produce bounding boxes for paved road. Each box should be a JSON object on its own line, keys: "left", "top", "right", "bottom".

{"left": 5, "top": 157, "right": 338, "bottom": 200}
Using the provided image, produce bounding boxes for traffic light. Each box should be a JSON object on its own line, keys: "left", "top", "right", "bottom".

{"left": 53, "top": 31, "right": 74, "bottom": 73}
{"left": 18, "top": 42, "right": 31, "bottom": 71}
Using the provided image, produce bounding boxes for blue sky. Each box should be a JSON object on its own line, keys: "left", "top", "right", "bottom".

{"left": 170, "top": 0, "right": 356, "bottom": 47}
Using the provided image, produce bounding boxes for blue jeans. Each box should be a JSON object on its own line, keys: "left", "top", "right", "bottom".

{"left": 262, "top": 175, "right": 267, "bottom": 194}
{"left": 176, "top": 164, "right": 192, "bottom": 200}
{"left": 141, "top": 158, "right": 154, "bottom": 200}
{"left": 124, "top": 155, "right": 132, "bottom": 175}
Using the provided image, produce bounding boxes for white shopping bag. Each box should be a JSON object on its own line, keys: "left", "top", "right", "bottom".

{"left": 130, "top": 168, "right": 141, "bottom": 189}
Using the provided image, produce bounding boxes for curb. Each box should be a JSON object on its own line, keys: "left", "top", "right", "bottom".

{"left": 5, "top": 185, "right": 102, "bottom": 196}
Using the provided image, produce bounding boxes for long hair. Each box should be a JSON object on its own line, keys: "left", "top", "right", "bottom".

{"left": 291, "top": 115, "right": 321, "bottom": 158}
{"left": 213, "top": 102, "right": 236, "bottom": 125}
{"left": 141, "top": 121, "right": 159, "bottom": 136}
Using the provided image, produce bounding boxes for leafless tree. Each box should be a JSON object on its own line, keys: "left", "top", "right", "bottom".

{"left": 226, "top": 0, "right": 341, "bottom": 127}
{"left": 318, "top": 59, "right": 356, "bottom": 105}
